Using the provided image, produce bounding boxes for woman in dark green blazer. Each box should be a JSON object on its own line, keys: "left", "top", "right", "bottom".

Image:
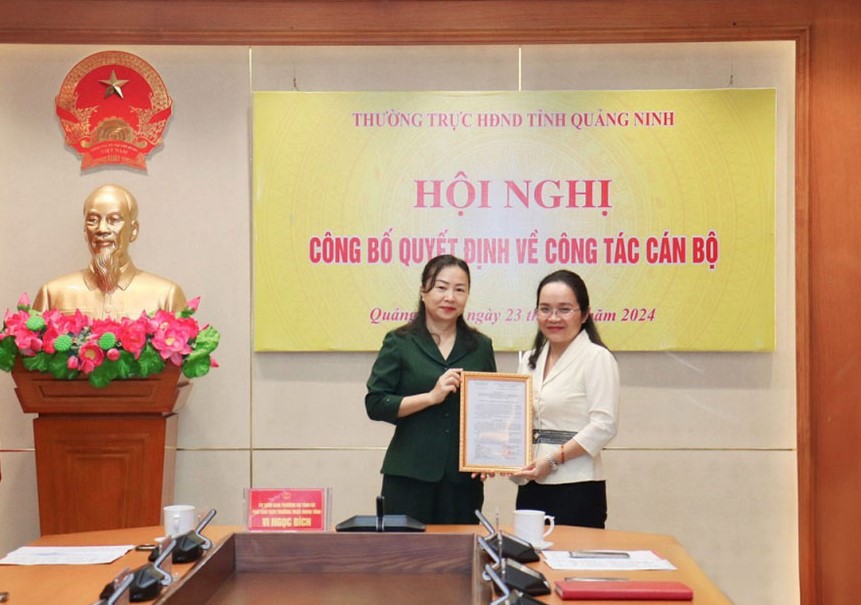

{"left": 366, "top": 255, "right": 497, "bottom": 524}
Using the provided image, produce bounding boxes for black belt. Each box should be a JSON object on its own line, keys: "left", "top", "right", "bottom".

{"left": 532, "top": 429, "right": 577, "bottom": 444}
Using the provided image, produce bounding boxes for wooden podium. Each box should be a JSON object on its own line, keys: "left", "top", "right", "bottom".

{"left": 12, "top": 359, "right": 191, "bottom": 535}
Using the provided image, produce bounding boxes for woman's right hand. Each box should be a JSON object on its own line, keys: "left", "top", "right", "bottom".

{"left": 430, "top": 368, "right": 462, "bottom": 404}
{"left": 394, "top": 368, "right": 463, "bottom": 418}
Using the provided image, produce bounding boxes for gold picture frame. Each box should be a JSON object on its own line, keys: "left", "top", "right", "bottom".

{"left": 459, "top": 371, "right": 533, "bottom": 473}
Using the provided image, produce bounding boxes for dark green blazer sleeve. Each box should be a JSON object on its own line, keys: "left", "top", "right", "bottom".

{"left": 365, "top": 327, "right": 497, "bottom": 482}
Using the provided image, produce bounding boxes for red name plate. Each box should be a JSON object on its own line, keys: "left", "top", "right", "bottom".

{"left": 246, "top": 488, "right": 330, "bottom": 531}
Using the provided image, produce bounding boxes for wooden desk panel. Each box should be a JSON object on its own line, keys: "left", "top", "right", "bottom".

{"left": 0, "top": 525, "right": 732, "bottom": 605}
{"left": 162, "top": 531, "right": 486, "bottom": 605}
{"left": 203, "top": 573, "right": 474, "bottom": 605}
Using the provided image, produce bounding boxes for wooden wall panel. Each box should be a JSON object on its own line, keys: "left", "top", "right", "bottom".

{"left": 0, "top": 1, "right": 813, "bottom": 45}
{"left": 806, "top": 3, "right": 861, "bottom": 605}
{"left": 1, "top": 2, "right": 859, "bottom": 604}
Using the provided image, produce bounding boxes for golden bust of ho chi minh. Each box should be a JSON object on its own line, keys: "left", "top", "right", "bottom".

{"left": 33, "top": 184, "right": 186, "bottom": 319}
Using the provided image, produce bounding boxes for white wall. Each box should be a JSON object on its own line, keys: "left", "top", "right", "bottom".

{"left": 0, "top": 42, "right": 797, "bottom": 605}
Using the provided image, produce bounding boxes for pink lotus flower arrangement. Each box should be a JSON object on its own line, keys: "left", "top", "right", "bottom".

{"left": 0, "top": 293, "right": 220, "bottom": 388}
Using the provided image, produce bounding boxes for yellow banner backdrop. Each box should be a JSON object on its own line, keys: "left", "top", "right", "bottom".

{"left": 254, "top": 90, "right": 775, "bottom": 352}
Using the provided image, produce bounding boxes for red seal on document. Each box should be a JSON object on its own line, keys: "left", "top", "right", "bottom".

{"left": 55, "top": 51, "right": 172, "bottom": 170}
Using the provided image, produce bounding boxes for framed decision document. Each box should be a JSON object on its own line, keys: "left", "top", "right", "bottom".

{"left": 459, "top": 371, "right": 533, "bottom": 473}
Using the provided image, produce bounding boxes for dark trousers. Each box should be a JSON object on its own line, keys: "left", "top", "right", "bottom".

{"left": 381, "top": 474, "right": 484, "bottom": 525}
{"left": 516, "top": 480, "right": 607, "bottom": 529}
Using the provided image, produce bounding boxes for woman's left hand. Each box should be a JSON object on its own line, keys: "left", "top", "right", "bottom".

{"left": 510, "top": 459, "right": 551, "bottom": 482}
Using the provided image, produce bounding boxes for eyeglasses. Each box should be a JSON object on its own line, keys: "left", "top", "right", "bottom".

{"left": 536, "top": 306, "right": 581, "bottom": 318}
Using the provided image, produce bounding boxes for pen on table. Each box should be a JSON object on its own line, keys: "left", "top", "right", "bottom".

{"left": 568, "top": 550, "right": 631, "bottom": 559}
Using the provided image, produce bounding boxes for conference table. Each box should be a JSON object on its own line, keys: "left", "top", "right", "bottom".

{"left": 0, "top": 524, "right": 732, "bottom": 604}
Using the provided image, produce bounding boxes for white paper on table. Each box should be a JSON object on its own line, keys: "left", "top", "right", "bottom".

{"left": 0, "top": 545, "right": 134, "bottom": 565}
{"left": 542, "top": 549, "right": 677, "bottom": 571}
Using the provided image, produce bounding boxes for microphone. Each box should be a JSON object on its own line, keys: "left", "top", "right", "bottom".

{"left": 335, "top": 496, "right": 425, "bottom": 532}
{"left": 474, "top": 509, "right": 540, "bottom": 563}
{"left": 129, "top": 536, "right": 176, "bottom": 601}
{"left": 375, "top": 495, "right": 385, "bottom": 532}
{"left": 477, "top": 535, "right": 551, "bottom": 597}
{"left": 94, "top": 568, "right": 134, "bottom": 605}
{"left": 483, "top": 563, "right": 549, "bottom": 605}
{"left": 172, "top": 508, "right": 216, "bottom": 563}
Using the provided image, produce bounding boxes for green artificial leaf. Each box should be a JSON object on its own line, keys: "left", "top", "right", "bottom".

{"left": 0, "top": 336, "right": 18, "bottom": 355}
{"left": 182, "top": 355, "right": 211, "bottom": 379}
{"left": 137, "top": 344, "right": 165, "bottom": 377}
{"left": 90, "top": 360, "right": 121, "bottom": 388}
{"left": 47, "top": 354, "right": 76, "bottom": 380}
{"left": 192, "top": 326, "right": 221, "bottom": 356}
{"left": 186, "top": 347, "right": 206, "bottom": 362}
{"left": 23, "top": 352, "right": 49, "bottom": 373}
{"left": 0, "top": 350, "right": 14, "bottom": 372}
{"left": 116, "top": 351, "right": 136, "bottom": 379}
{"left": 0, "top": 339, "right": 16, "bottom": 372}
{"left": 105, "top": 361, "right": 120, "bottom": 381}
{"left": 89, "top": 367, "right": 111, "bottom": 388}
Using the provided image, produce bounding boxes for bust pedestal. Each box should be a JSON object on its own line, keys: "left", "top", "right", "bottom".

{"left": 12, "top": 359, "right": 191, "bottom": 535}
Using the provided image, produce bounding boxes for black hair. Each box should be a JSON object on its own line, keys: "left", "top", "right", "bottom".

{"left": 527, "top": 269, "right": 609, "bottom": 369}
{"left": 396, "top": 254, "right": 479, "bottom": 348}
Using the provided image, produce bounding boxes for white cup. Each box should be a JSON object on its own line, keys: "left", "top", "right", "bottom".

{"left": 163, "top": 504, "right": 196, "bottom": 537}
{"left": 513, "top": 509, "right": 555, "bottom": 547}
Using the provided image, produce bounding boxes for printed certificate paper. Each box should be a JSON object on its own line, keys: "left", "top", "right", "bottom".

{"left": 459, "top": 372, "right": 533, "bottom": 473}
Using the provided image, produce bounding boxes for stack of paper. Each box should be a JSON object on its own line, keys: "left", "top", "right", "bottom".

{"left": 0, "top": 545, "right": 134, "bottom": 565}
{"left": 543, "top": 549, "right": 677, "bottom": 571}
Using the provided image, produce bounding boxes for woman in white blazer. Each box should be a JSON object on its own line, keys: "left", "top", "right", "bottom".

{"left": 511, "top": 270, "right": 619, "bottom": 528}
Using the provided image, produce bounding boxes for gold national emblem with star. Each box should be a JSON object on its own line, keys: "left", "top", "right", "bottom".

{"left": 55, "top": 51, "right": 173, "bottom": 170}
